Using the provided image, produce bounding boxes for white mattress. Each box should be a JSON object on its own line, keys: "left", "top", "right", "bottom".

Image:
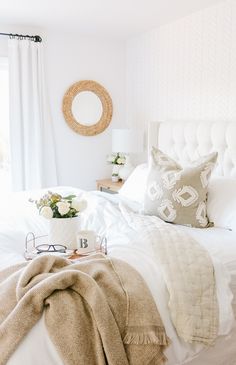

{"left": 0, "top": 188, "right": 235, "bottom": 365}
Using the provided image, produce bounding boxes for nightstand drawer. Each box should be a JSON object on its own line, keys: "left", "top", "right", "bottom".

{"left": 100, "top": 187, "right": 117, "bottom": 194}
{"left": 96, "top": 179, "right": 124, "bottom": 194}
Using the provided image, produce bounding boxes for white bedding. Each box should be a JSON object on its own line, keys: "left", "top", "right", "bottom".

{"left": 0, "top": 188, "right": 235, "bottom": 365}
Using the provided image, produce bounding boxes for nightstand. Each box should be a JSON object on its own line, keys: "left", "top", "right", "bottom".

{"left": 96, "top": 179, "right": 124, "bottom": 194}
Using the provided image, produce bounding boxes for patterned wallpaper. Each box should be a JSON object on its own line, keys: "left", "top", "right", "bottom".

{"left": 126, "top": 0, "right": 236, "bottom": 133}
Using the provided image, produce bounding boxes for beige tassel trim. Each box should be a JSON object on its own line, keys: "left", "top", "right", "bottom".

{"left": 123, "top": 326, "right": 170, "bottom": 346}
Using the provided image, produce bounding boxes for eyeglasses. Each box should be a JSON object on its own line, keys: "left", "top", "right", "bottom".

{"left": 36, "top": 244, "right": 67, "bottom": 254}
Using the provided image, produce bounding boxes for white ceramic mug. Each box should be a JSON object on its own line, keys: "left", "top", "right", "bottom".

{"left": 76, "top": 230, "right": 101, "bottom": 254}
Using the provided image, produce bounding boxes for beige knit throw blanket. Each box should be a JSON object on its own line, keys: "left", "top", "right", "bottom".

{"left": 0, "top": 254, "right": 169, "bottom": 365}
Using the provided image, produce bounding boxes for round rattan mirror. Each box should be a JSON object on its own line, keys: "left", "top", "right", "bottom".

{"left": 62, "top": 80, "right": 113, "bottom": 136}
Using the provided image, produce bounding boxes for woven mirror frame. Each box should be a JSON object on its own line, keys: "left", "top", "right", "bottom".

{"left": 62, "top": 80, "right": 113, "bottom": 136}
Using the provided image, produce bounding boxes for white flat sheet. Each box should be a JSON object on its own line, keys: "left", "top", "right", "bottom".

{"left": 0, "top": 189, "right": 235, "bottom": 365}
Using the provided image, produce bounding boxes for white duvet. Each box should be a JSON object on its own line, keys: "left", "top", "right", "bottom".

{"left": 0, "top": 187, "right": 235, "bottom": 365}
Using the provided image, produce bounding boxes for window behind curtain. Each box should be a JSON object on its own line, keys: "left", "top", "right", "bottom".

{"left": 0, "top": 57, "right": 11, "bottom": 191}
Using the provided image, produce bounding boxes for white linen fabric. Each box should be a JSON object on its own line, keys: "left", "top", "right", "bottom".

{"left": 8, "top": 38, "right": 57, "bottom": 191}
{"left": 119, "top": 163, "right": 148, "bottom": 204}
{"left": 207, "top": 177, "right": 236, "bottom": 231}
{"left": 0, "top": 189, "right": 235, "bottom": 365}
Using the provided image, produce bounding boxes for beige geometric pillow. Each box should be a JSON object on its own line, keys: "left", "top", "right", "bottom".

{"left": 144, "top": 147, "right": 218, "bottom": 228}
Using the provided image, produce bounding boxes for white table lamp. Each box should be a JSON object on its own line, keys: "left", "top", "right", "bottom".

{"left": 112, "top": 129, "right": 143, "bottom": 180}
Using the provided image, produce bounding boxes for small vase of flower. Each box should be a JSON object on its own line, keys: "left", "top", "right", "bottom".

{"left": 107, "top": 153, "right": 126, "bottom": 179}
{"left": 30, "top": 191, "right": 87, "bottom": 250}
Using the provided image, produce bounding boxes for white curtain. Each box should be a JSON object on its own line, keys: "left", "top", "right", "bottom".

{"left": 8, "top": 38, "right": 58, "bottom": 191}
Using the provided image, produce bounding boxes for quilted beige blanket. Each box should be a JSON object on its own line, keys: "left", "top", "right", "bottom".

{"left": 0, "top": 254, "right": 169, "bottom": 365}
{"left": 120, "top": 206, "right": 219, "bottom": 346}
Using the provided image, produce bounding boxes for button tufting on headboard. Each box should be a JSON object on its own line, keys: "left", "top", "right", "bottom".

{"left": 148, "top": 121, "right": 236, "bottom": 178}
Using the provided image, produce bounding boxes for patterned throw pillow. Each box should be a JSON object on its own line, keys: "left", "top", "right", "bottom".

{"left": 144, "top": 148, "right": 218, "bottom": 228}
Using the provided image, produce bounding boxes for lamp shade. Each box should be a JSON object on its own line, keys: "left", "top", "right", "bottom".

{"left": 112, "top": 129, "right": 143, "bottom": 153}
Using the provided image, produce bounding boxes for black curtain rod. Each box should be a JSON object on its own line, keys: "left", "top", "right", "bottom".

{"left": 0, "top": 32, "right": 42, "bottom": 42}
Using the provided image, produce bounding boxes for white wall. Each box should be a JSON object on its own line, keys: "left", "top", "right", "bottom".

{"left": 0, "top": 27, "right": 126, "bottom": 190}
{"left": 126, "top": 0, "right": 236, "bottom": 136}
{"left": 44, "top": 31, "right": 125, "bottom": 190}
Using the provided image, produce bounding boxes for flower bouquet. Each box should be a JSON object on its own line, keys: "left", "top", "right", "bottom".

{"left": 30, "top": 191, "right": 87, "bottom": 219}
{"left": 106, "top": 153, "right": 126, "bottom": 165}
{"left": 30, "top": 191, "right": 87, "bottom": 249}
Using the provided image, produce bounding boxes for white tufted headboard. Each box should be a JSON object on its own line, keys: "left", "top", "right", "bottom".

{"left": 148, "top": 121, "right": 236, "bottom": 178}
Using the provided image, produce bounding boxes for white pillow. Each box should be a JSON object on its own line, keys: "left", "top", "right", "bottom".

{"left": 119, "top": 164, "right": 148, "bottom": 204}
{"left": 207, "top": 177, "right": 236, "bottom": 231}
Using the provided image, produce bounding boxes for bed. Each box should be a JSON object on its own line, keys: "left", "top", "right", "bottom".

{"left": 1, "top": 121, "right": 236, "bottom": 365}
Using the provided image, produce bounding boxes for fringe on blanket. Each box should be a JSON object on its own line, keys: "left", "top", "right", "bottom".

{"left": 123, "top": 325, "right": 170, "bottom": 346}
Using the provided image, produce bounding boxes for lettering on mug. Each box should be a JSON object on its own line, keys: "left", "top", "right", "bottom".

{"left": 79, "top": 238, "right": 88, "bottom": 248}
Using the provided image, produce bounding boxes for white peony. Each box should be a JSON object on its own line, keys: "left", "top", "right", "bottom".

{"left": 40, "top": 206, "right": 53, "bottom": 219}
{"left": 71, "top": 198, "right": 87, "bottom": 212}
{"left": 56, "top": 201, "right": 70, "bottom": 216}
{"left": 120, "top": 157, "right": 126, "bottom": 164}
{"left": 117, "top": 157, "right": 126, "bottom": 165}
